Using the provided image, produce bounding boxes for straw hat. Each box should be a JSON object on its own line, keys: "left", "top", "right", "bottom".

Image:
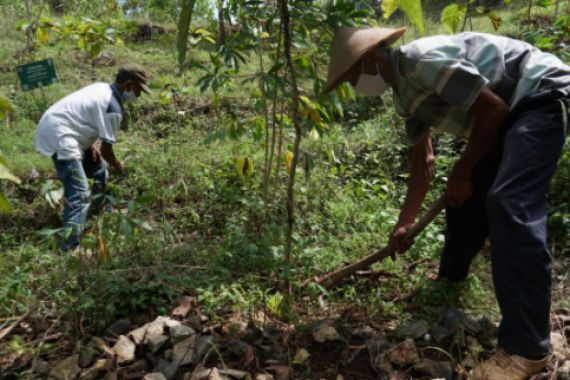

{"left": 324, "top": 27, "right": 406, "bottom": 94}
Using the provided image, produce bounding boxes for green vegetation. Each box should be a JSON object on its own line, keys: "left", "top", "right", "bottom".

{"left": 0, "top": 0, "right": 568, "bottom": 374}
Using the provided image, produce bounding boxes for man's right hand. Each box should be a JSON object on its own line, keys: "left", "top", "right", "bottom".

{"left": 112, "top": 160, "right": 125, "bottom": 175}
{"left": 389, "top": 222, "right": 414, "bottom": 253}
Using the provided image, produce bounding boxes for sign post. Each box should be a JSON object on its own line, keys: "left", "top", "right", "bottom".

{"left": 17, "top": 59, "right": 59, "bottom": 91}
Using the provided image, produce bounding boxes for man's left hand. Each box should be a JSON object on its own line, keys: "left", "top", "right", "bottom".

{"left": 446, "top": 167, "right": 473, "bottom": 207}
{"left": 89, "top": 144, "right": 102, "bottom": 163}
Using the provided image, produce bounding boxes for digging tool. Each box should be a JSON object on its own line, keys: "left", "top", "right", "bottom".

{"left": 314, "top": 196, "right": 446, "bottom": 289}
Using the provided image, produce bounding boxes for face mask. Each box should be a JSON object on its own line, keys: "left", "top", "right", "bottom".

{"left": 354, "top": 61, "right": 389, "bottom": 96}
{"left": 121, "top": 90, "right": 137, "bottom": 104}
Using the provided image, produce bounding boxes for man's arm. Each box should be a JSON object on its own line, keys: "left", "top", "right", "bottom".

{"left": 446, "top": 87, "right": 509, "bottom": 206}
{"left": 100, "top": 141, "right": 124, "bottom": 174}
{"left": 390, "top": 131, "right": 435, "bottom": 252}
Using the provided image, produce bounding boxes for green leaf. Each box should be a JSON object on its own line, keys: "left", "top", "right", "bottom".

{"left": 0, "top": 96, "right": 15, "bottom": 120}
{"left": 267, "top": 292, "right": 283, "bottom": 317}
{"left": 0, "top": 193, "right": 11, "bottom": 214}
{"left": 37, "top": 27, "right": 50, "bottom": 45}
{"left": 0, "top": 163, "right": 21, "bottom": 184}
{"left": 381, "top": 0, "right": 399, "bottom": 19}
{"left": 441, "top": 4, "right": 467, "bottom": 34}
{"left": 398, "top": 0, "right": 426, "bottom": 36}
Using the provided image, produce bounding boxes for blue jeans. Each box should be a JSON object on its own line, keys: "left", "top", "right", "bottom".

{"left": 53, "top": 152, "right": 109, "bottom": 251}
{"left": 438, "top": 90, "right": 568, "bottom": 358}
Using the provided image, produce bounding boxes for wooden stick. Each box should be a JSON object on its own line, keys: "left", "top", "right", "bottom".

{"left": 314, "top": 196, "right": 446, "bottom": 289}
{"left": 0, "top": 305, "right": 38, "bottom": 342}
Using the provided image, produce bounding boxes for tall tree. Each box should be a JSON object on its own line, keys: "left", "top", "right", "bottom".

{"left": 177, "top": 0, "right": 197, "bottom": 74}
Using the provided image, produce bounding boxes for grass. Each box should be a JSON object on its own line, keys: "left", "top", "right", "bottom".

{"left": 0, "top": 1, "right": 568, "bottom": 365}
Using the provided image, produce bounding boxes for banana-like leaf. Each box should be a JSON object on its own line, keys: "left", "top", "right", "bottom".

{"left": 284, "top": 151, "right": 294, "bottom": 173}
{"left": 441, "top": 3, "right": 467, "bottom": 34}
{"left": 381, "top": 0, "right": 399, "bottom": 19}
{"left": 0, "top": 97, "right": 15, "bottom": 117}
{"left": 37, "top": 26, "right": 50, "bottom": 45}
{"left": 237, "top": 157, "right": 254, "bottom": 177}
{"left": 0, "top": 163, "right": 21, "bottom": 184}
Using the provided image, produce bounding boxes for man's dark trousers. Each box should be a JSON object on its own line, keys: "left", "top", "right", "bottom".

{"left": 438, "top": 90, "right": 568, "bottom": 359}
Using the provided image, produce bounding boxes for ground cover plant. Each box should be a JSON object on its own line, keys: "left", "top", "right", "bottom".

{"left": 0, "top": 0, "right": 569, "bottom": 379}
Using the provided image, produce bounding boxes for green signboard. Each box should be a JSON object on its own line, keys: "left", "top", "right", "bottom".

{"left": 17, "top": 59, "right": 59, "bottom": 91}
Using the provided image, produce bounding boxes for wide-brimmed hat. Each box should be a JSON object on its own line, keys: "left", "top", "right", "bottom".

{"left": 118, "top": 63, "right": 151, "bottom": 94}
{"left": 324, "top": 27, "right": 406, "bottom": 94}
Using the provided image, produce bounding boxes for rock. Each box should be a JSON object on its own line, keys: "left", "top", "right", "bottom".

{"left": 254, "top": 375, "right": 274, "bottom": 380}
{"left": 148, "top": 334, "right": 169, "bottom": 353}
{"left": 130, "top": 326, "right": 148, "bottom": 345}
{"left": 396, "top": 320, "right": 429, "bottom": 339}
{"left": 170, "top": 324, "right": 196, "bottom": 344}
{"left": 557, "top": 361, "right": 570, "bottom": 380}
{"left": 432, "top": 325, "right": 451, "bottom": 343}
{"left": 293, "top": 348, "right": 310, "bottom": 364}
{"left": 129, "top": 359, "right": 151, "bottom": 372}
{"left": 32, "top": 359, "right": 51, "bottom": 375}
{"left": 143, "top": 373, "right": 168, "bottom": 380}
{"left": 79, "top": 359, "right": 111, "bottom": 380}
{"left": 79, "top": 346, "right": 98, "bottom": 368}
{"left": 388, "top": 339, "right": 420, "bottom": 367}
{"left": 551, "top": 332, "right": 567, "bottom": 360}
{"left": 113, "top": 335, "right": 136, "bottom": 365}
{"left": 313, "top": 325, "right": 341, "bottom": 342}
{"left": 442, "top": 306, "right": 463, "bottom": 333}
{"left": 147, "top": 317, "right": 168, "bottom": 336}
{"left": 266, "top": 365, "right": 290, "bottom": 380}
{"left": 463, "top": 316, "right": 482, "bottom": 336}
{"left": 173, "top": 335, "right": 198, "bottom": 366}
{"left": 156, "top": 359, "right": 178, "bottom": 380}
{"left": 218, "top": 369, "right": 249, "bottom": 379}
{"left": 413, "top": 359, "right": 454, "bottom": 379}
{"left": 105, "top": 319, "right": 133, "bottom": 338}
{"left": 196, "top": 335, "right": 214, "bottom": 362}
{"left": 185, "top": 367, "right": 229, "bottom": 380}
{"left": 477, "top": 317, "right": 498, "bottom": 349}
{"left": 49, "top": 355, "right": 82, "bottom": 380}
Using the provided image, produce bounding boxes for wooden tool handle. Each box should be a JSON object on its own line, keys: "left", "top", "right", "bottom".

{"left": 315, "top": 196, "right": 446, "bottom": 289}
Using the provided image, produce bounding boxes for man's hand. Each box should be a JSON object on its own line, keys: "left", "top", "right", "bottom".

{"left": 445, "top": 165, "right": 473, "bottom": 207}
{"left": 112, "top": 160, "right": 125, "bottom": 175}
{"left": 389, "top": 222, "right": 415, "bottom": 253}
{"left": 88, "top": 144, "right": 102, "bottom": 163}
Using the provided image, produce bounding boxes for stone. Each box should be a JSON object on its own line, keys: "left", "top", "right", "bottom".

{"left": 79, "top": 359, "right": 111, "bottom": 380}
{"left": 432, "top": 325, "right": 451, "bottom": 343}
{"left": 143, "top": 373, "right": 168, "bottom": 380}
{"left": 105, "top": 319, "right": 133, "bottom": 338}
{"left": 266, "top": 365, "right": 290, "bottom": 380}
{"left": 147, "top": 334, "right": 169, "bottom": 353}
{"left": 442, "top": 306, "right": 464, "bottom": 333}
{"left": 293, "top": 348, "right": 310, "bottom": 364}
{"left": 551, "top": 332, "right": 567, "bottom": 360}
{"left": 170, "top": 324, "right": 196, "bottom": 344}
{"left": 313, "top": 325, "right": 341, "bottom": 343}
{"left": 113, "top": 335, "right": 136, "bottom": 364}
{"left": 413, "top": 359, "right": 454, "bottom": 379}
{"left": 463, "top": 316, "right": 482, "bottom": 336}
{"left": 218, "top": 369, "right": 249, "bottom": 379}
{"left": 130, "top": 326, "right": 148, "bottom": 345}
{"left": 79, "top": 346, "right": 98, "bottom": 368}
{"left": 196, "top": 335, "right": 214, "bottom": 362}
{"left": 557, "top": 361, "right": 570, "bottom": 380}
{"left": 388, "top": 339, "right": 420, "bottom": 367}
{"left": 185, "top": 367, "right": 229, "bottom": 380}
{"left": 254, "top": 375, "right": 274, "bottom": 380}
{"left": 173, "top": 335, "right": 198, "bottom": 366}
{"left": 396, "top": 320, "right": 429, "bottom": 339}
{"left": 49, "top": 355, "right": 82, "bottom": 380}
{"left": 32, "top": 359, "right": 51, "bottom": 375}
{"left": 477, "top": 317, "right": 498, "bottom": 349}
{"left": 156, "top": 359, "right": 178, "bottom": 380}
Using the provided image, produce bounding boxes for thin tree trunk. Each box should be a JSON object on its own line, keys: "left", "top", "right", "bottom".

{"left": 273, "top": 97, "right": 285, "bottom": 191}
{"left": 217, "top": 0, "right": 226, "bottom": 47}
{"left": 177, "top": 0, "right": 197, "bottom": 74}
{"left": 267, "top": 17, "right": 283, "bottom": 203}
{"left": 280, "top": 0, "right": 302, "bottom": 305}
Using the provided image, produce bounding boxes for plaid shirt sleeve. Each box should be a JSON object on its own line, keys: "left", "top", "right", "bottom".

{"left": 415, "top": 49, "right": 489, "bottom": 111}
